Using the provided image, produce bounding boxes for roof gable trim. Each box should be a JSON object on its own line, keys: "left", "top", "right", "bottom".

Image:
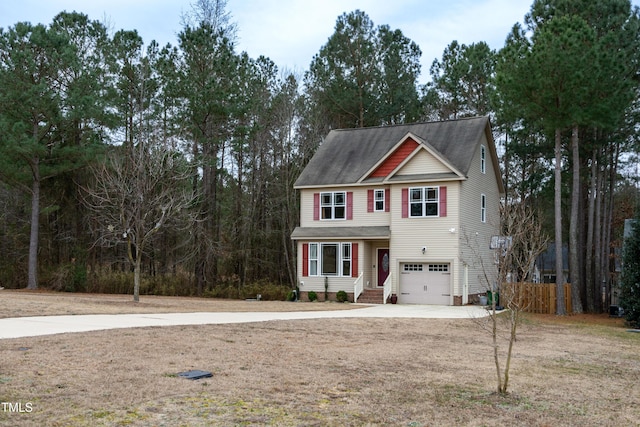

{"left": 360, "top": 136, "right": 420, "bottom": 182}
{"left": 359, "top": 132, "right": 466, "bottom": 183}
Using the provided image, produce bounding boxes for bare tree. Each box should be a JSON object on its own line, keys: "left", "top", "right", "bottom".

{"left": 180, "top": 0, "right": 238, "bottom": 40}
{"left": 465, "top": 201, "right": 549, "bottom": 394}
{"left": 82, "top": 141, "right": 198, "bottom": 302}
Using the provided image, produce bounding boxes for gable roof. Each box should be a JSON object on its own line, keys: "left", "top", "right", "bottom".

{"left": 294, "top": 116, "right": 501, "bottom": 190}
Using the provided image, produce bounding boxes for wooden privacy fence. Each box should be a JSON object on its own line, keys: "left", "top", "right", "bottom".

{"left": 502, "top": 282, "right": 572, "bottom": 314}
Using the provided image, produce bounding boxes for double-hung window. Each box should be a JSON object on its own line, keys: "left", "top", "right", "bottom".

{"left": 409, "top": 187, "right": 439, "bottom": 217}
{"left": 480, "top": 145, "right": 486, "bottom": 174}
{"left": 321, "top": 192, "right": 346, "bottom": 220}
{"left": 374, "top": 189, "right": 385, "bottom": 212}
{"left": 481, "top": 194, "right": 487, "bottom": 223}
{"left": 308, "top": 242, "right": 352, "bottom": 276}
{"left": 309, "top": 243, "right": 318, "bottom": 276}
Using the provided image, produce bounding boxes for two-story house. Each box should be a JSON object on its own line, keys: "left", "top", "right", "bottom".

{"left": 291, "top": 116, "right": 504, "bottom": 305}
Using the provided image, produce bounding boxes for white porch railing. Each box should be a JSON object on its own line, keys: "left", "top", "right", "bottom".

{"left": 353, "top": 272, "right": 364, "bottom": 303}
{"left": 382, "top": 273, "right": 392, "bottom": 304}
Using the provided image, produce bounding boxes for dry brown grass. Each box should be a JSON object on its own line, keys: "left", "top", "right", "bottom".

{"left": 0, "top": 290, "right": 358, "bottom": 318}
{"left": 0, "top": 291, "right": 638, "bottom": 426}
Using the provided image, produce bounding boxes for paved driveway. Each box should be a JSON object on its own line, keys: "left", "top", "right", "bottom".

{"left": 0, "top": 304, "right": 489, "bottom": 339}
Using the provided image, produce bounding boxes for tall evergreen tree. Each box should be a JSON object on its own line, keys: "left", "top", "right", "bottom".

{"left": 177, "top": 22, "right": 238, "bottom": 293}
{"left": 304, "top": 10, "right": 421, "bottom": 130}
{"left": 0, "top": 20, "right": 104, "bottom": 289}
{"left": 423, "top": 41, "right": 495, "bottom": 120}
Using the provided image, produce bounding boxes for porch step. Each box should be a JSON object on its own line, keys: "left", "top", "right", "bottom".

{"left": 357, "top": 288, "right": 385, "bottom": 304}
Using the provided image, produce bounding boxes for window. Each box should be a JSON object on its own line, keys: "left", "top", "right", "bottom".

{"left": 309, "top": 243, "right": 318, "bottom": 276}
{"left": 309, "top": 242, "right": 352, "bottom": 276}
{"left": 403, "top": 264, "right": 423, "bottom": 272}
{"left": 321, "top": 192, "right": 345, "bottom": 220}
{"left": 480, "top": 145, "right": 486, "bottom": 174}
{"left": 374, "top": 189, "right": 385, "bottom": 212}
{"left": 342, "top": 244, "right": 351, "bottom": 275}
{"left": 410, "top": 187, "right": 439, "bottom": 217}
{"left": 368, "top": 189, "right": 388, "bottom": 213}
{"left": 321, "top": 244, "right": 338, "bottom": 275}
{"left": 481, "top": 194, "right": 486, "bottom": 223}
{"left": 428, "top": 264, "right": 449, "bottom": 272}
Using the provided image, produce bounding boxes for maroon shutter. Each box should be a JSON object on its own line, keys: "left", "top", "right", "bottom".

{"left": 367, "top": 189, "right": 374, "bottom": 212}
{"left": 402, "top": 188, "right": 409, "bottom": 218}
{"left": 351, "top": 243, "right": 358, "bottom": 277}
{"left": 313, "top": 193, "right": 320, "bottom": 221}
{"left": 302, "top": 243, "right": 309, "bottom": 277}
{"left": 347, "top": 192, "right": 353, "bottom": 220}
{"left": 439, "top": 186, "right": 447, "bottom": 217}
{"left": 385, "top": 188, "right": 390, "bottom": 212}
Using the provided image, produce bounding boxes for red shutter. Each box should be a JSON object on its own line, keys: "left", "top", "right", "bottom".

{"left": 367, "top": 189, "right": 374, "bottom": 212}
{"left": 313, "top": 193, "right": 320, "bottom": 221}
{"left": 302, "top": 243, "right": 309, "bottom": 277}
{"left": 347, "top": 192, "right": 353, "bottom": 220}
{"left": 439, "top": 186, "right": 447, "bottom": 217}
{"left": 385, "top": 188, "right": 390, "bottom": 212}
{"left": 351, "top": 243, "right": 358, "bottom": 277}
{"left": 402, "top": 188, "right": 409, "bottom": 218}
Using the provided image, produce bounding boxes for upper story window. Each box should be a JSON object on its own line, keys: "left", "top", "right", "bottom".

{"left": 321, "top": 191, "right": 345, "bottom": 220}
{"left": 481, "top": 193, "right": 487, "bottom": 223}
{"left": 374, "top": 189, "right": 385, "bottom": 212}
{"left": 368, "top": 188, "right": 389, "bottom": 213}
{"left": 410, "top": 187, "right": 439, "bottom": 217}
{"left": 480, "top": 145, "right": 486, "bottom": 174}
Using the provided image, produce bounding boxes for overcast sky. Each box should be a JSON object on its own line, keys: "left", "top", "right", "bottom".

{"left": 1, "top": 0, "right": 639, "bottom": 85}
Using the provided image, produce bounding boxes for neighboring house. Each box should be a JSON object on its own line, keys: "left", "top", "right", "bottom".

{"left": 536, "top": 242, "right": 569, "bottom": 285}
{"left": 291, "top": 116, "right": 504, "bottom": 305}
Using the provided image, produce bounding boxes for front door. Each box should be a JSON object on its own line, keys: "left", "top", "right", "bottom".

{"left": 377, "top": 248, "right": 390, "bottom": 287}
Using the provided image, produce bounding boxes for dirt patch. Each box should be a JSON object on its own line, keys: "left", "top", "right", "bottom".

{"left": 0, "top": 291, "right": 638, "bottom": 426}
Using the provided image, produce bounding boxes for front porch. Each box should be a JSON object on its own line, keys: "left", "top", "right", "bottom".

{"left": 291, "top": 226, "right": 392, "bottom": 304}
{"left": 353, "top": 239, "right": 392, "bottom": 304}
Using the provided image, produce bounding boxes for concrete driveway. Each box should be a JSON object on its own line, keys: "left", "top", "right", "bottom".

{"left": 0, "top": 304, "right": 489, "bottom": 339}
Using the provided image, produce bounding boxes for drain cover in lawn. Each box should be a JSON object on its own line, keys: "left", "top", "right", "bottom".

{"left": 178, "top": 370, "right": 213, "bottom": 380}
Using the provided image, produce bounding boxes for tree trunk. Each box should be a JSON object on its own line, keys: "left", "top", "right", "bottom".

{"left": 595, "top": 170, "right": 603, "bottom": 309}
{"left": 133, "top": 253, "right": 141, "bottom": 303}
{"left": 27, "top": 162, "right": 40, "bottom": 290}
{"left": 602, "top": 142, "right": 620, "bottom": 311}
{"left": 554, "top": 128, "right": 566, "bottom": 315}
{"left": 569, "top": 125, "right": 583, "bottom": 313}
{"left": 585, "top": 148, "right": 597, "bottom": 312}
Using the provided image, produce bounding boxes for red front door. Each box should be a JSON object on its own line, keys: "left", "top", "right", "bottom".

{"left": 377, "top": 249, "right": 390, "bottom": 287}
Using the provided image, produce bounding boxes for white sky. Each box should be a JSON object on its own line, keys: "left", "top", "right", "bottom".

{"left": 1, "top": 0, "right": 639, "bottom": 85}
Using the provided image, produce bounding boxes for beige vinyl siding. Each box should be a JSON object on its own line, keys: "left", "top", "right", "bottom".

{"left": 396, "top": 148, "right": 451, "bottom": 175}
{"left": 459, "top": 133, "right": 502, "bottom": 297}
{"left": 299, "top": 187, "right": 390, "bottom": 228}
{"left": 388, "top": 182, "right": 461, "bottom": 301}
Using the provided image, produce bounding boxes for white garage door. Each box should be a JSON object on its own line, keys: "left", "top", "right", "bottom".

{"left": 398, "top": 263, "right": 451, "bottom": 305}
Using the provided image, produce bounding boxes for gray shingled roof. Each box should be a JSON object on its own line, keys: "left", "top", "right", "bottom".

{"left": 291, "top": 226, "right": 390, "bottom": 240}
{"left": 294, "top": 116, "right": 492, "bottom": 188}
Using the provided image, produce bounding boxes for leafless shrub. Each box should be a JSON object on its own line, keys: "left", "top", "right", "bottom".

{"left": 464, "top": 201, "right": 549, "bottom": 394}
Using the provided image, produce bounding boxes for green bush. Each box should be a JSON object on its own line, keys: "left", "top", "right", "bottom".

{"left": 336, "top": 290, "right": 348, "bottom": 303}
{"left": 308, "top": 291, "right": 318, "bottom": 302}
{"left": 621, "top": 215, "right": 640, "bottom": 327}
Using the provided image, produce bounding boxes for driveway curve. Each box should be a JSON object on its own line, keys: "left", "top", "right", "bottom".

{"left": 0, "top": 304, "right": 489, "bottom": 339}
